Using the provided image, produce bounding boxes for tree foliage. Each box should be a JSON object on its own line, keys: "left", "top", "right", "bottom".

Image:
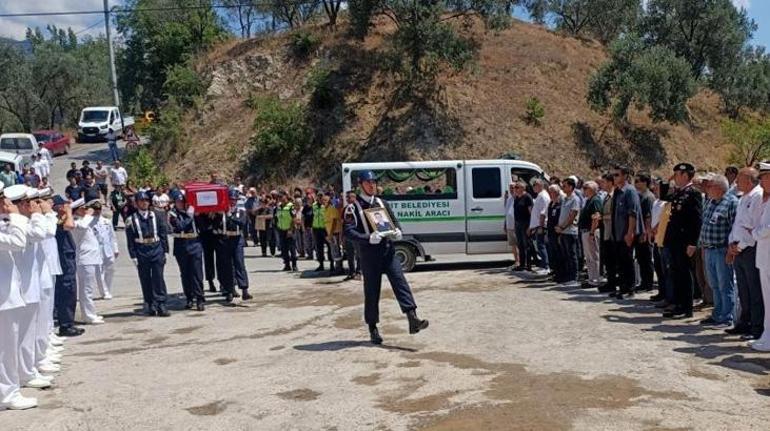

{"left": 722, "top": 117, "right": 770, "bottom": 167}
{"left": 711, "top": 46, "right": 770, "bottom": 118}
{"left": 525, "top": 0, "right": 640, "bottom": 44}
{"left": 587, "top": 34, "right": 696, "bottom": 124}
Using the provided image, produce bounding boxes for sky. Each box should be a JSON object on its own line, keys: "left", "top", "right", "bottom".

{"left": 0, "top": 0, "right": 768, "bottom": 49}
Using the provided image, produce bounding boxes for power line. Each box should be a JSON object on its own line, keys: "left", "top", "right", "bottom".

{"left": 75, "top": 19, "right": 105, "bottom": 35}
{"left": 0, "top": 2, "right": 323, "bottom": 18}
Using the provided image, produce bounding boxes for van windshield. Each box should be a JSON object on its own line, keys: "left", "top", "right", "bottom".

{"left": 81, "top": 110, "right": 108, "bottom": 122}
{"left": 0, "top": 137, "right": 33, "bottom": 151}
{"left": 351, "top": 168, "right": 458, "bottom": 200}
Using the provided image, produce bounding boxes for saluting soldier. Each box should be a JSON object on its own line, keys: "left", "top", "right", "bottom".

{"left": 276, "top": 191, "right": 299, "bottom": 272}
{"left": 126, "top": 191, "right": 171, "bottom": 317}
{"left": 662, "top": 163, "right": 703, "bottom": 319}
{"left": 167, "top": 191, "right": 206, "bottom": 311}
{"left": 343, "top": 171, "right": 428, "bottom": 345}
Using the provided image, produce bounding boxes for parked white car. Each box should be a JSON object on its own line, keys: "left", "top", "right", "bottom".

{"left": 77, "top": 106, "right": 134, "bottom": 142}
{"left": 342, "top": 159, "right": 548, "bottom": 271}
{"left": 0, "top": 133, "right": 39, "bottom": 165}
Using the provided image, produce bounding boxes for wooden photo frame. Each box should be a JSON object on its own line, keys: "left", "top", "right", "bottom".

{"left": 364, "top": 207, "right": 396, "bottom": 234}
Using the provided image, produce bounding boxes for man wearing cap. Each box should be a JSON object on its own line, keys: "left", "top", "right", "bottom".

{"left": 126, "top": 191, "right": 170, "bottom": 316}
{"left": 662, "top": 163, "right": 703, "bottom": 319}
{"left": 168, "top": 191, "right": 206, "bottom": 310}
{"left": 343, "top": 171, "right": 428, "bottom": 345}
{"left": 92, "top": 202, "right": 118, "bottom": 301}
{"left": 52, "top": 195, "right": 83, "bottom": 338}
{"left": 276, "top": 191, "right": 299, "bottom": 272}
{"left": 748, "top": 162, "right": 770, "bottom": 351}
{"left": 10, "top": 185, "right": 56, "bottom": 391}
{"left": 211, "top": 188, "right": 251, "bottom": 303}
{"left": 71, "top": 197, "right": 104, "bottom": 324}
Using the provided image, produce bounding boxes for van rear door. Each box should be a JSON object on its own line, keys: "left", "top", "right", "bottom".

{"left": 464, "top": 163, "right": 508, "bottom": 254}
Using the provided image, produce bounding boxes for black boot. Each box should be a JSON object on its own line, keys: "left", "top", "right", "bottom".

{"left": 241, "top": 288, "right": 253, "bottom": 300}
{"left": 208, "top": 281, "right": 217, "bottom": 293}
{"left": 225, "top": 293, "right": 234, "bottom": 304}
{"left": 369, "top": 325, "right": 383, "bottom": 345}
{"left": 157, "top": 304, "right": 171, "bottom": 317}
{"left": 407, "top": 310, "right": 429, "bottom": 334}
{"left": 292, "top": 262, "right": 298, "bottom": 272}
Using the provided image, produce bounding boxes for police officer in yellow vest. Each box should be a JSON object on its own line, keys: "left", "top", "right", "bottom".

{"left": 277, "top": 191, "right": 298, "bottom": 272}
{"left": 311, "top": 192, "right": 331, "bottom": 272}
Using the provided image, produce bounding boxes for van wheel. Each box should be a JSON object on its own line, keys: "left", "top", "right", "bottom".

{"left": 394, "top": 243, "right": 417, "bottom": 273}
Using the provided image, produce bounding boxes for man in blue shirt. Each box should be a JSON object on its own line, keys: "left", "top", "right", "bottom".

{"left": 610, "top": 165, "right": 643, "bottom": 299}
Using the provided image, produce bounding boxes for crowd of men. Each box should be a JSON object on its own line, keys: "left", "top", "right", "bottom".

{"left": 505, "top": 162, "right": 770, "bottom": 347}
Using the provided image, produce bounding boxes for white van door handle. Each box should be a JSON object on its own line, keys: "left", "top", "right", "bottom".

{"left": 471, "top": 207, "right": 483, "bottom": 212}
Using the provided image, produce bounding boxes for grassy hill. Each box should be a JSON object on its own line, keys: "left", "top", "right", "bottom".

{"left": 162, "top": 17, "right": 733, "bottom": 184}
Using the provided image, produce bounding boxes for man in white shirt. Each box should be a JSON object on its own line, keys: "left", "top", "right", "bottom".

{"left": 37, "top": 142, "right": 52, "bottom": 169}
{"left": 31, "top": 155, "right": 49, "bottom": 181}
{"left": 71, "top": 198, "right": 104, "bottom": 324}
{"left": 110, "top": 160, "right": 128, "bottom": 188}
{"left": 92, "top": 202, "right": 118, "bottom": 300}
{"left": 93, "top": 160, "right": 109, "bottom": 201}
{"left": 727, "top": 167, "right": 765, "bottom": 340}
{"left": 152, "top": 187, "right": 170, "bottom": 211}
{"left": 529, "top": 178, "right": 551, "bottom": 275}
{"left": 0, "top": 184, "right": 39, "bottom": 411}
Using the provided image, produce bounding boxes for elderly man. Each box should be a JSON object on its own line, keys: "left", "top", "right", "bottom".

{"left": 699, "top": 175, "right": 738, "bottom": 328}
{"left": 555, "top": 178, "right": 581, "bottom": 287}
{"left": 579, "top": 181, "right": 603, "bottom": 288}
{"left": 611, "top": 166, "right": 643, "bottom": 299}
{"left": 529, "top": 178, "right": 551, "bottom": 275}
{"left": 727, "top": 167, "right": 765, "bottom": 339}
{"left": 599, "top": 173, "right": 618, "bottom": 294}
{"left": 749, "top": 163, "right": 770, "bottom": 351}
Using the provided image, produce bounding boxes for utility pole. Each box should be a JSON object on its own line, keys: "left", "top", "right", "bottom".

{"left": 104, "top": 0, "right": 120, "bottom": 108}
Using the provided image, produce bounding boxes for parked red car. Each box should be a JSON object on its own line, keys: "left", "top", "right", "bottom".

{"left": 32, "top": 130, "right": 70, "bottom": 156}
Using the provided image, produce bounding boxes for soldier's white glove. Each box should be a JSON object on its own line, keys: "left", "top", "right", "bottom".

{"left": 392, "top": 228, "right": 403, "bottom": 241}
{"left": 369, "top": 232, "right": 383, "bottom": 245}
{"left": 131, "top": 258, "right": 138, "bottom": 267}
{"left": 186, "top": 206, "right": 195, "bottom": 217}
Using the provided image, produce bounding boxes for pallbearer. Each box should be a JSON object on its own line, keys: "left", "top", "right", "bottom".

{"left": 168, "top": 191, "right": 206, "bottom": 311}
{"left": 343, "top": 171, "right": 428, "bottom": 345}
{"left": 126, "top": 191, "right": 170, "bottom": 317}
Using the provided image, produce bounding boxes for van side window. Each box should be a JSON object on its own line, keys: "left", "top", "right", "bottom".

{"left": 472, "top": 168, "right": 501, "bottom": 199}
{"left": 351, "top": 168, "right": 458, "bottom": 200}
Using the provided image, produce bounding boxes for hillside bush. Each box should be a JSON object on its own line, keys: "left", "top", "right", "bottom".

{"left": 248, "top": 96, "right": 312, "bottom": 168}
{"left": 146, "top": 99, "right": 184, "bottom": 162}
{"left": 163, "top": 63, "right": 205, "bottom": 107}
{"left": 123, "top": 146, "right": 168, "bottom": 187}
{"left": 524, "top": 97, "right": 545, "bottom": 126}
{"left": 290, "top": 31, "right": 321, "bottom": 58}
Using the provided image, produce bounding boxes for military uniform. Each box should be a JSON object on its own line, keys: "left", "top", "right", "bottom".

{"left": 663, "top": 163, "right": 703, "bottom": 318}
{"left": 211, "top": 191, "right": 251, "bottom": 302}
{"left": 343, "top": 171, "right": 428, "bottom": 344}
{"left": 198, "top": 214, "right": 218, "bottom": 292}
{"left": 54, "top": 204, "right": 80, "bottom": 336}
{"left": 168, "top": 196, "right": 206, "bottom": 310}
{"left": 126, "top": 193, "right": 170, "bottom": 316}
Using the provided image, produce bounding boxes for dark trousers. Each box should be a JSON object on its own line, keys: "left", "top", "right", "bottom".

{"left": 558, "top": 234, "right": 578, "bottom": 282}
{"left": 602, "top": 240, "right": 618, "bottom": 289}
{"left": 215, "top": 239, "right": 235, "bottom": 295}
{"left": 313, "top": 228, "right": 331, "bottom": 266}
{"left": 547, "top": 231, "right": 562, "bottom": 279}
{"left": 278, "top": 230, "right": 297, "bottom": 266}
{"left": 653, "top": 246, "right": 666, "bottom": 296}
{"left": 54, "top": 274, "right": 76, "bottom": 328}
{"left": 614, "top": 241, "right": 635, "bottom": 293}
{"left": 735, "top": 246, "right": 764, "bottom": 336}
{"left": 175, "top": 251, "right": 205, "bottom": 302}
{"left": 258, "top": 229, "right": 276, "bottom": 256}
{"left": 669, "top": 244, "right": 696, "bottom": 313}
{"left": 345, "top": 239, "right": 360, "bottom": 276}
{"left": 247, "top": 215, "right": 259, "bottom": 245}
{"left": 137, "top": 256, "right": 168, "bottom": 307}
{"left": 201, "top": 232, "right": 217, "bottom": 283}
{"left": 361, "top": 245, "right": 417, "bottom": 325}
{"left": 112, "top": 210, "right": 126, "bottom": 229}
{"left": 635, "top": 240, "right": 654, "bottom": 290}
{"left": 515, "top": 223, "right": 530, "bottom": 269}
{"left": 230, "top": 236, "right": 249, "bottom": 289}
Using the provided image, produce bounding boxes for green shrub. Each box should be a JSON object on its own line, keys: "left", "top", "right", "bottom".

{"left": 290, "top": 31, "right": 321, "bottom": 58}
{"left": 146, "top": 99, "right": 184, "bottom": 162}
{"left": 163, "top": 63, "right": 204, "bottom": 107}
{"left": 248, "top": 95, "right": 312, "bottom": 166}
{"left": 524, "top": 97, "right": 545, "bottom": 126}
{"left": 123, "top": 146, "right": 168, "bottom": 187}
{"left": 305, "top": 65, "right": 336, "bottom": 109}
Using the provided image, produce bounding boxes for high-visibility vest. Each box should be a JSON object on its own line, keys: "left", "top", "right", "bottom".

{"left": 277, "top": 202, "right": 294, "bottom": 231}
{"left": 312, "top": 202, "right": 326, "bottom": 229}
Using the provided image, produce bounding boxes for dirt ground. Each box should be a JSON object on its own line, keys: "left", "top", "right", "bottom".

{"left": 6, "top": 143, "right": 768, "bottom": 430}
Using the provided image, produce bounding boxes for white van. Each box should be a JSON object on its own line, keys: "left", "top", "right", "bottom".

{"left": 77, "top": 106, "right": 134, "bottom": 142}
{"left": 341, "top": 159, "right": 547, "bottom": 271}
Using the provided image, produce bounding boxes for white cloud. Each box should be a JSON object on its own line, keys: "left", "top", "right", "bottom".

{"left": 0, "top": 0, "right": 124, "bottom": 40}
{"left": 732, "top": 0, "right": 750, "bottom": 9}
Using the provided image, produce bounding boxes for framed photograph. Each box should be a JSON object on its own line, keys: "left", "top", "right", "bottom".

{"left": 364, "top": 208, "right": 396, "bottom": 234}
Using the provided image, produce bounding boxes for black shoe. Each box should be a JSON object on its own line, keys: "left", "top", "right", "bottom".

{"left": 185, "top": 301, "right": 194, "bottom": 310}
{"left": 208, "top": 282, "right": 217, "bottom": 293}
{"left": 649, "top": 294, "right": 664, "bottom": 302}
{"left": 145, "top": 303, "right": 157, "bottom": 316}
{"left": 700, "top": 317, "right": 718, "bottom": 326}
{"left": 725, "top": 325, "right": 750, "bottom": 335}
{"left": 225, "top": 293, "right": 234, "bottom": 303}
{"left": 315, "top": 265, "right": 325, "bottom": 272}
{"left": 232, "top": 290, "right": 241, "bottom": 298}
{"left": 241, "top": 289, "right": 253, "bottom": 300}
{"left": 512, "top": 265, "right": 526, "bottom": 272}
{"left": 663, "top": 308, "right": 692, "bottom": 319}
{"left": 292, "top": 264, "right": 298, "bottom": 272}
{"left": 157, "top": 305, "right": 171, "bottom": 317}
{"left": 608, "top": 291, "right": 620, "bottom": 298}
{"left": 598, "top": 285, "right": 617, "bottom": 294}
{"left": 59, "top": 326, "right": 84, "bottom": 337}
{"left": 282, "top": 265, "right": 291, "bottom": 271}
{"left": 741, "top": 333, "right": 761, "bottom": 341}
{"left": 407, "top": 310, "right": 429, "bottom": 334}
{"left": 617, "top": 291, "right": 634, "bottom": 300}
{"left": 196, "top": 302, "right": 205, "bottom": 312}
{"left": 262, "top": 253, "right": 268, "bottom": 257}
{"left": 369, "top": 326, "right": 383, "bottom": 345}
{"left": 306, "top": 256, "right": 314, "bottom": 261}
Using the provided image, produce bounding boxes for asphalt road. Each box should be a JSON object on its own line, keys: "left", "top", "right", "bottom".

{"left": 4, "top": 142, "right": 769, "bottom": 430}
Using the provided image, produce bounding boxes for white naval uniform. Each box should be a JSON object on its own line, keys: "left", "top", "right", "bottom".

{"left": 35, "top": 212, "right": 59, "bottom": 367}
{"left": 752, "top": 197, "right": 770, "bottom": 345}
{"left": 71, "top": 215, "right": 103, "bottom": 322}
{"left": 32, "top": 160, "right": 49, "bottom": 180}
{"left": 0, "top": 213, "right": 28, "bottom": 405}
{"left": 94, "top": 215, "right": 118, "bottom": 299}
{"left": 11, "top": 213, "right": 49, "bottom": 385}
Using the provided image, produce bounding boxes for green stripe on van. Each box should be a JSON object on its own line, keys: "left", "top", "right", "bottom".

{"left": 399, "top": 215, "right": 505, "bottom": 222}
